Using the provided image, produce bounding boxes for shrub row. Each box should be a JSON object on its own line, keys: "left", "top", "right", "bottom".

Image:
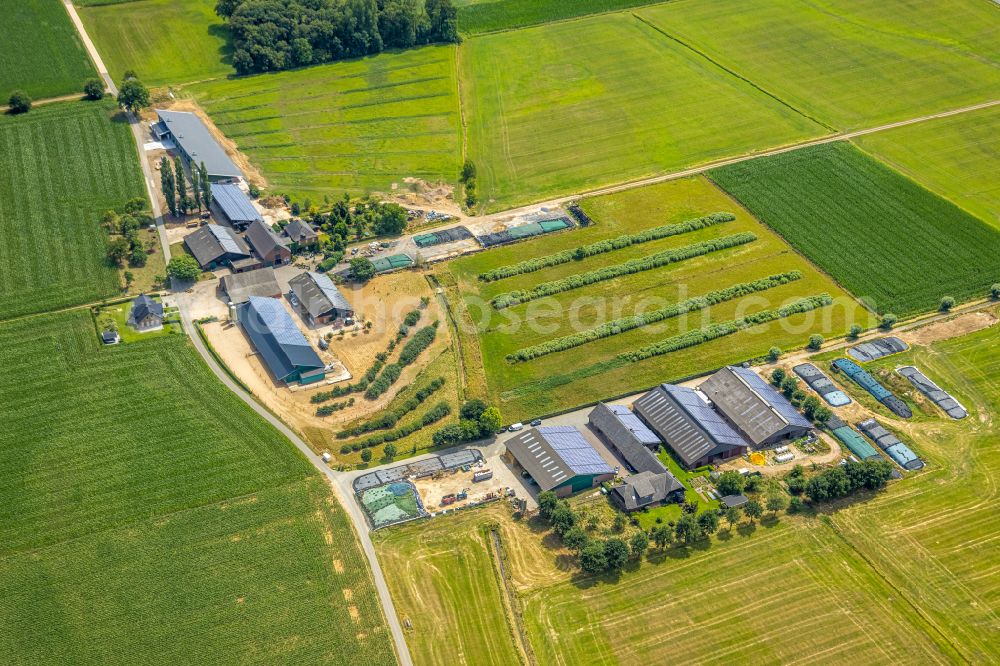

{"left": 506, "top": 271, "right": 802, "bottom": 362}
{"left": 338, "top": 401, "right": 451, "bottom": 453}
{"left": 316, "top": 398, "right": 354, "bottom": 416}
{"left": 480, "top": 212, "right": 735, "bottom": 282}
{"left": 338, "top": 377, "right": 446, "bottom": 439}
{"left": 619, "top": 295, "right": 833, "bottom": 361}
{"left": 491, "top": 232, "right": 757, "bottom": 309}
{"left": 363, "top": 323, "right": 439, "bottom": 400}
{"left": 311, "top": 356, "right": 385, "bottom": 403}
{"left": 403, "top": 309, "right": 421, "bottom": 327}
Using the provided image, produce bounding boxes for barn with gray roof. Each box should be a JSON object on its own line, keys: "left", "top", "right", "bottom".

{"left": 211, "top": 183, "right": 262, "bottom": 229}
{"left": 289, "top": 271, "right": 354, "bottom": 325}
{"left": 244, "top": 219, "right": 291, "bottom": 267}
{"left": 220, "top": 267, "right": 281, "bottom": 304}
{"left": 633, "top": 384, "right": 749, "bottom": 468}
{"left": 503, "top": 426, "right": 614, "bottom": 497}
{"left": 236, "top": 297, "right": 325, "bottom": 385}
{"left": 154, "top": 110, "right": 242, "bottom": 181}
{"left": 699, "top": 366, "right": 813, "bottom": 446}
{"left": 183, "top": 224, "right": 255, "bottom": 270}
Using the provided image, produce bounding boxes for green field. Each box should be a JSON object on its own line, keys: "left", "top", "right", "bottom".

{"left": 460, "top": 13, "right": 824, "bottom": 211}
{"left": 0, "top": 100, "right": 144, "bottom": 321}
{"left": 709, "top": 142, "right": 1000, "bottom": 317}
{"left": 855, "top": 105, "right": 1000, "bottom": 231}
{"left": 373, "top": 315, "right": 1000, "bottom": 664}
{"left": 0, "top": 0, "right": 97, "bottom": 100}
{"left": 638, "top": 0, "right": 1000, "bottom": 130}
{"left": 79, "top": 0, "right": 232, "bottom": 88}
{"left": 0, "top": 310, "right": 396, "bottom": 663}
{"left": 455, "top": 0, "right": 666, "bottom": 35}
{"left": 445, "top": 176, "right": 869, "bottom": 421}
{"left": 189, "top": 45, "right": 462, "bottom": 203}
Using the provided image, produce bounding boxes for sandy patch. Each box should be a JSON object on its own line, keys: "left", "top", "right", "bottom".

{"left": 333, "top": 559, "right": 344, "bottom": 574}
{"left": 904, "top": 310, "right": 997, "bottom": 346}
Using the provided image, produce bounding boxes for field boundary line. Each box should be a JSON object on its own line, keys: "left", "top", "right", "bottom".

{"left": 820, "top": 516, "right": 971, "bottom": 664}
{"left": 458, "top": 0, "right": 676, "bottom": 38}
{"left": 487, "top": 526, "right": 536, "bottom": 666}
{"left": 631, "top": 13, "right": 837, "bottom": 132}
{"left": 455, "top": 44, "right": 469, "bottom": 165}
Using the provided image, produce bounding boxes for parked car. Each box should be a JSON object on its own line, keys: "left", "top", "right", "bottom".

{"left": 508, "top": 422, "right": 524, "bottom": 432}
{"left": 529, "top": 419, "right": 542, "bottom": 426}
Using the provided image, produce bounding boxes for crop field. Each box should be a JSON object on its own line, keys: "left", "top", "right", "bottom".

{"left": 854, "top": 105, "right": 1000, "bottom": 231}
{"left": 0, "top": 310, "right": 395, "bottom": 663}
{"left": 710, "top": 142, "right": 1000, "bottom": 317}
{"left": 444, "top": 176, "right": 869, "bottom": 421}
{"left": 0, "top": 100, "right": 144, "bottom": 321}
{"left": 460, "top": 13, "right": 824, "bottom": 212}
{"left": 188, "top": 45, "right": 462, "bottom": 203}
{"left": 79, "top": 0, "right": 232, "bottom": 88}
{"left": 455, "top": 0, "right": 666, "bottom": 35}
{"left": 0, "top": 0, "right": 97, "bottom": 100}
{"left": 638, "top": 0, "right": 1000, "bottom": 130}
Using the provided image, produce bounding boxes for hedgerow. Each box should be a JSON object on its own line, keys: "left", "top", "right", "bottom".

{"left": 340, "top": 401, "right": 452, "bottom": 452}
{"left": 338, "top": 377, "right": 445, "bottom": 438}
{"left": 316, "top": 398, "right": 354, "bottom": 416}
{"left": 480, "top": 212, "right": 734, "bottom": 282}
{"left": 491, "top": 232, "right": 757, "bottom": 309}
{"left": 364, "top": 323, "right": 439, "bottom": 400}
{"left": 506, "top": 271, "right": 803, "bottom": 362}
{"left": 620, "top": 295, "right": 833, "bottom": 361}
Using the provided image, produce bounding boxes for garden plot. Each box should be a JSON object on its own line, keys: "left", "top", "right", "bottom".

{"left": 460, "top": 12, "right": 824, "bottom": 211}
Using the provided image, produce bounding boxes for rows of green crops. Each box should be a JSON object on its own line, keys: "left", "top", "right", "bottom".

{"left": 709, "top": 142, "right": 1000, "bottom": 316}
{"left": 0, "top": 311, "right": 396, "bottom": 664}
{"left": 0, "top": 100, "right": 144, "bottom": 321}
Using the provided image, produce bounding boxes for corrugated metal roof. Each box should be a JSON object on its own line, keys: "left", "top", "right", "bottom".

{"left": 155, "top": 110, "right": 242, "bottom": 179}
{"left": 589, "top": 403, "right": 665, "bottom": 474}
{"left": 238, "top": 297, "right": 323, "bottom": 381}
{"left": 505, "top": 426, "right": 611, "bottom": 492}
{"left": 540, "top": 426, "right": 613, "bottom": 475}
{"left": 289, "top": 271, "right": 353, "bottom": 319}
{"left": 221, "top": 268, "right": 280, "bottom": 304}
{"left": 244, "top": 219, "right": 288, "bottom": 259}
{"left": 183, "top": 224, "right": 250, "bottom": 267}
{"left": 700, "top": 367, "right": 810, "bottom": 445}
{"left": 732, "top": 366, "right": 812, "bottom": 428}
{"left": 213, "top": 183, "right": 262, "bottom": 223}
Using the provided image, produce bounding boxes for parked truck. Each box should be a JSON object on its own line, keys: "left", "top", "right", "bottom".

{"left": 472, "top": 469, "right": 493, "bottom": 483}
{"left": 440, "top": 494, "right": 457, "bottom": 506}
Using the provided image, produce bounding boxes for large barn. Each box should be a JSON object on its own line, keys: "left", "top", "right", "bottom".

{"left": 289, "top": 271, "right": 354, "bottom": 325}
{"left": 699, "top": 366, "right": 813, "bottom": 446}
{"left": 503, "top": 426, "right": 614, "bottom": 498}
{"left": 220, "top": 267, "right": 281, "bottom": 304}
{"left": 183, "top": 223, "right": 255, "bottom": 271}
{"left": 633, "top": 384, "right": 748, "bottom": 468}
{"left": 244, "top": 219, "right": 291, "bottom": 267}
{"left": 153, "top": 110, "right": 242, "bottom": 182}
{"left": 212, "top": 183, "right": 263, "bottom": 229}
{"left": 236, "top": 297, "right": 325, "bottom": 385}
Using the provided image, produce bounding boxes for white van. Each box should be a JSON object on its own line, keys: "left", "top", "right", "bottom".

{"left": 508, "top": 422, "right": 524, "bottom": 432}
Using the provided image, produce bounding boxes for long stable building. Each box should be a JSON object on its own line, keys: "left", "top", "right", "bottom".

{"left": 236, "top": 297, "right": 326, "bottom": 385}
{"left": 634, "top": 384, "right": 748, "bottom": 468}
{"left": 699, "top": 366, "right": 813, "bottom": 446}
{"left": 153, "top": 110, "right": 242, "bottom": 182}
{"left": 504, "top": 426, "right": 614, "bottom": 497}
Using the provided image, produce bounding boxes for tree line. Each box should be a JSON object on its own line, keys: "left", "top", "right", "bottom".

{"left": 216, "top": 0, "right": 459, "bottom": 75}
{"left": 160, "top": 156, "right": 212, "bottom": 218}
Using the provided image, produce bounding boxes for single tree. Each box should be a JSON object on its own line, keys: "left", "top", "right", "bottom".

{"left": 743, "top": 499, "right": 763, "bottom": 524}
{"left": 460, "top": 398, "right": 488, "bottom": 420}
{"left": 697, "top": 509, "right": 720, "bottom": 536}
{"left": 807, "top": 334, "right": 824, "bottom": 351}
{"left": 383, "top": 442, "right": 397, "bottom": 460}
{"left": 715, "top": 470, "right": 746, "bottom": 497}
{"left": 537, "top": 491, "right": 559, "bottom": 519}
{"left": 478, "top": 406, "right": 502, "bottom": 434}
{"left": 880, "top": 313, "right": 898, "bottom": 330}
{"left": 848, "top": 323, "right": 863, "bottom": 339}
{"left": 550, "top": 504, "right": 577, "bottom": 536}
{"left": 174, "top": 156, "right": 188, "bottom": 213}
{"left": 674, "top": 514, "right": 702, "bottom": 545}
{"left": 562, "top": 526, "right": 589, "bottom": 552}
{"left": 612, "top": 512, "right": 626, "bottom": 533}
{"left": 603, "top": 538, "right": 630, "bottom": 572}
{"left": 770, "top": 367, "right": 786, "bottom": 386}
{"left": 8, "top": 90, "right": 31, "bottom": 114}
{"left": 360, "top": 448, "right": 372, "bottom": 463}
{"left": 629, "top": 531, "right": 649, "bottom": 560}
{"left": 940, "top": 296, "right": 955, "bottom": 312}
{"left": 579, "top": 541, "right": 607, "bottom": 574}
{"left": 199, "top": 162, "right": 212, "bottom": 210}
{"left": 766, "top": 494, "right": 789, "bottom": 516}
{"left": 992, "top": 284, "right": 1000, "bottom": 300}
{"left": 780, "top": 375, "right": 799, "bottom": 398}
{"left": 116, "top": 78, "right": 150, "bottom": 114}
{"left": 106, "top": 237, "right": 130, "bottom": 266}
{"left": 123, "top": 270, "right": 135, "bottom": 291}
{"left": 767, "top": 346, "right": 781, "bottom": 362}
{"left": 191, "top": 163, "right": 202, "bottom": 211}
{"left": 651, "top": 525, "right": 671, "bottom": 550}
{"left": 83, "top": 78, "right": 105, "bottom": 100}
{"left": 723, "top": 506, "right": 742, "bottom": 531}
{"left": 802, "top": 395, "right": 821, "bottom": 420}
{"left": 166, "top": 255, "right": 201, "bottom": 282}
{"left": 350, "top": 257, "right": 377, "bottom": 282}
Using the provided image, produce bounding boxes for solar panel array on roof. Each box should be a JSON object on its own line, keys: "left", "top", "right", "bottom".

{"left": 540, "top": 427, "right": 613, "bottom": 476}
{"left": 589, "top": 403, "right": 664, "bottom": 474}
{"left": 665, "top": 385, "right": 747, "bottom": 446}
{"left": 731, "top": 366, "right": 812, "bottom": 428}
{"left": 897, "top": 366, "right": 968, "bottom": 419}
{"left": 208, "top": 224, "right": 243, "bottom": 255}
{"left": 311, "top": 271, "right": 352, "bottom": 311}
{"left": 848, "top": 337, "right": 908, "bottom": 362}
{"left": 212, "top": 183, "right": 262, "bottom": 225}
{"left": 506, "top": 426, "right": 612, "bottom": 491}
{"left": 793, "top": 363, "right": 851, "bottom": 407}
{"left": 156, "top": 110, "right": 242, "bottom": 180}
{"left": 607, "top": 404, "right": 661, "bottom": 446}
{"left": 238, "top": 297, "right": 323, "bottom": 381}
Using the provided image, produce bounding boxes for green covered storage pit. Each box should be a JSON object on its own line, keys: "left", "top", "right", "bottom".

{"left": 832, "top": 425, "right": 881, "bottom": 461}
{"left": 539, "top": 217, "right": 571, "bottom": 232}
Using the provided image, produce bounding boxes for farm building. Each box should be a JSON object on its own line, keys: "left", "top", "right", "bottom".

{"left": 184, "top": 224, "right": 256, "bottom": 271}
{"left": 610, "top": 470, "right": 685, "bottom": 512}
{"left": 220, "top": 267, "right": 281, "bottom": 304}
{"left": 283, "top": 219, "right": 319, "bottom": 249}
{"left": 244, "top": 219, "right": 291, "bottom": 267}
{"left": 588, "top": 403, "right": 663, "bottom": 473}
{"left": 699, "top": 366, "right": 813, "bottom": 446}
{"left": 127, "top": 294, "right": 163, "bottom": 331}
{"left": 235, "top": 296, "right": 326, "bottom": 385}
{"left": 720, "top": 494, "right": 749, "bottom": 509}
{"left": 633, "top": 384, "right": 748, "bottom": 468}
{"left": 153, "top": 110, "right": 242, "bottom": 182}
{"left": 211, "top": 183, "right": 263, "bottom": 229}
{"left": 503, "top": 426, "right": 614, "bottom": 497}
{"left": 288, "top": 271, "right": 354, "bottom": 326}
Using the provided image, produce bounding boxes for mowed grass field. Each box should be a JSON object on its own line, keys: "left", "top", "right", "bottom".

{"left": 855, "top": 105, "right": 1000, "bottom": 231}
{"left": 455, "top": 0, "right": 666, "bottom": 35}
{"left": 0, "top": 311, "right": 396, "bottom": 664}
{"left": 0, "top": 100, "right": 144, "bottom": 321}
{"left": 445, "top": 176, "right": 869, "bottom": 421}
{"left": 639, "top": 0, "right": 1000, "bottom": 130}
{"left": 460, "top": 13, "right": 824, "bottom": 211}
{"left": 0, "top": 0, "right": 97, "bottom": 100}
{"left": 189, "top": 45, "right": 462, "bottom": 203}
{"left": 79, "top": 0, "right": 232, "bottom": 87}
{"left": 373, "top": 317, "right": 1000, "bottom": 664}
{"left": 710, "top": 142, "right": 1000, "bottom": 317}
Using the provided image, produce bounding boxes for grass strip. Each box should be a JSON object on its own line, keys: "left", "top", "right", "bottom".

{"left": 620, "top": 294, "right": 833, "bottom": 361}
{"left": 506, "top": 271, "right": 802, "bottom": 362}
{"left": 491, "top": 232, "right": 757, "bottom": 309}
{"left": 480, "top": 212, "right": 735, "bottom": 282}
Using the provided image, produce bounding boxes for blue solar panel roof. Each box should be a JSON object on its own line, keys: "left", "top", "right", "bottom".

{"left": 538, "top": 426, "right": 613, "bottom": 475}
{"left": 207, "top": 224, "right": 244, "bottom": 255}
{"left": 213, "top": 183, "right": 263, "bottom": 223}
{"left": 607, "top": 404, "right": 661, "bottom": 445}
{"left": 662, "top": 384, "right": 746, "bottom": 446}
{"left": 731, "top": 366, "right": 812, "bottom": 428}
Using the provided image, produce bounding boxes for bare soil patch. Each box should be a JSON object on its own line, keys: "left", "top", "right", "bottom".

{"left": 904, "top": 310, "right": 997, "bottom": 346}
